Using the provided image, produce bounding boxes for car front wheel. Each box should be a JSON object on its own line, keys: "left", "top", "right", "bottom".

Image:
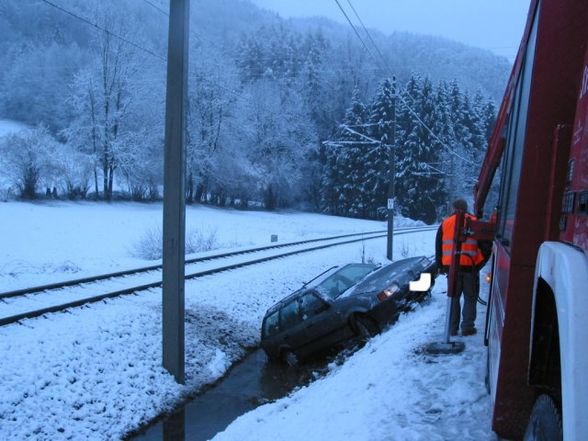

{"left": 352, "top": 314, "right": 379, "bottom": 343}
{"left": 523, "top": 394, "right": 562, "bottom": 441}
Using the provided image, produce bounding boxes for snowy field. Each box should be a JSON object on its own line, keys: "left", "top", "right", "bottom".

{"left": 0, "top": 201, "right": 420, "bottom": 291}
{"left": 0, "top": 202, "right": 494, "bottom": 440}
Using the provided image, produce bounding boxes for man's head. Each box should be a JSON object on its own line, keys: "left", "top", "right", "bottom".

{"left": 452, "top": 198, "right": 468, "bottom": 212}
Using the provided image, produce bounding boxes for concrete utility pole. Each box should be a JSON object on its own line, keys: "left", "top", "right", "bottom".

{"left": 162, "top": 0, "right": 190, "bottom": 384}
{"left": 386, "top": 77, "right": 397, "bottom": 261}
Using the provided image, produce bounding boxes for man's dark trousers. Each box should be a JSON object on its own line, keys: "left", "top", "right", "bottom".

{"left": 451, "top": 270, "right": 479, "bottom": 333}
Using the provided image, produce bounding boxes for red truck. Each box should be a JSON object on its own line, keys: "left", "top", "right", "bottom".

{"left": 472, "top": 0, "right": 588, "bottom": 439}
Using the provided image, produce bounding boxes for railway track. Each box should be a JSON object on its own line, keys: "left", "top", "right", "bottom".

{"left": 0, "top": 226, "right": 437, "bottom": 327}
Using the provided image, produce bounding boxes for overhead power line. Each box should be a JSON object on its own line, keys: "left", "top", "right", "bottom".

{"left": 333, "top": 0, "right": 378, "bottom": 63}
{"left": 39, "top": 0, "right": 166, "bottom": 62}
{"left": 334, "top": 0, "right": 476, "bottom": 166}
{"left": 345, "top": 0, "right": 391, "bottom": 73}
{"left": 140, "top": 0, "right": 168, "bottom": 16}
{"left": 139, "top": 0, "right": 219, "bottom": 48}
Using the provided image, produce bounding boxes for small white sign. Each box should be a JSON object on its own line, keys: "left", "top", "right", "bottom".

{"left": 410, "top": 273, "right": 432, "bottom": 292}
{"left": 387, "top": 198, "right": 394, "bottom": 210}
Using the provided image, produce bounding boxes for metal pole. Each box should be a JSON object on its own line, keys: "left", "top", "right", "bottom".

{"left": 162, "top": 0, "right": 190, "bottom": 384}
{"left": 444, "top": 297, "right": 453, "bottom": 343}
{"left": 386, "top": 77, "right": 397, "bottom": 261}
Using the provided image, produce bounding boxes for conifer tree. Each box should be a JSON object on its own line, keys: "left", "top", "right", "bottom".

{"left": 365, "top": 78, "right": 396, "bottom": 219}
{"left": 322, "top": 86, "right": 369, "bottom": 216}
{"left": 395, "top": 76, "right": 446, "bottom": 223}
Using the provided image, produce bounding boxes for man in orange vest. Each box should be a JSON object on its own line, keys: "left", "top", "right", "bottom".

{"left": 435, "top": 199, "right": 488, "bottom": 336}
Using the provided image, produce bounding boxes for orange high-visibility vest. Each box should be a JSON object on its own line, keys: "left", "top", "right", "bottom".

{"left": 441, "top": 213, "right": 485, "bottom": 267}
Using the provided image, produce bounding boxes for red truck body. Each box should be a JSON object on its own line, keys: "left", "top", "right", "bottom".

{"left": 473, "top": 0, "right": 588, "bottom": 439}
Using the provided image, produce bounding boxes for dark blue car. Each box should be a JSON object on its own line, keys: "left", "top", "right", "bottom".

{"left": 261, "top": 256, "right": 437, "bottom": 364}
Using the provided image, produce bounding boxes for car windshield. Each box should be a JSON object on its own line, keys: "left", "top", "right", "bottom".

{"left": 345, "top": 256, "right": 432, "bottom": 297}
{"left": 315, "top": 263, "right": 376, "bottom": 299}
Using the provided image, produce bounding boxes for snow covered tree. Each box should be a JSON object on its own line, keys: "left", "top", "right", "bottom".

{"left": 240, "top": 80, "right": 316, "bottom": 209}
{"left": 0, "top": 126, "right": 57, "bottom": 199}
{"left": 322, "top": 86, "right": 370, "bottom": 216}
{"left": 395, "top": 76, "right": 447, "bottom": 223}
{"left": 185, "top": 71, "right": 229, "bottom": 204}
{"left": 365, "top": 78, "right": 396, "bottom": 219}
{"left": 65, "top": 9, "right": 144, "bottom": 201}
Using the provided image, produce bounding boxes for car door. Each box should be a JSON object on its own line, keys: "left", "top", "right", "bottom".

{"left": 277, "top": 297, "right": 308, "bottom": 355}
{"left": 296, "top": 291, "right": 348, "bottom": 357}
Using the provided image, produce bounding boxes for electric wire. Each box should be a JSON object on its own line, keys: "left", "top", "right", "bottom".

{"left": 345, "top": 0, "right": 391, "bottom": 74}
{"left": 140, "top": 0, "right": 168, "bottom": 16}
{"left": 335, "top": 0, "right": 476, "bottom": 166}
{"left": 39, "top": 0, "right": 166, "bottom": 62}
{"left": 333, "top": 0, "right": 379, "bottom": 67}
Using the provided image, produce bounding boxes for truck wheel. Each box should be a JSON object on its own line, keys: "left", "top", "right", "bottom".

{"left": 523, "top": 395, "right": 562, "bottom": 441}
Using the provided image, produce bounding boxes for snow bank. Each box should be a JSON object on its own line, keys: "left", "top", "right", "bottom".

{"left": 214, "top": 282, "right": 493, "bottom": 441}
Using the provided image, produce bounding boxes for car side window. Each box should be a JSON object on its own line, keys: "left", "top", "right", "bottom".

{"left": 280, "top": 299, "right": 301, "bottom": 328}
{"left": 299, "top": 292, "right": 329, "bottom": 320}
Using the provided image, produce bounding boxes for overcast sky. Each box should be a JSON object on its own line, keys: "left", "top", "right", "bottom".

{"left": 249, "top": 0, "right": 530, "bottom": 61}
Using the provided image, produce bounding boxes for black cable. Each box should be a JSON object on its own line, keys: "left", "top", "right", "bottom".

{"left": 39, "top": 0, "right": 166, "bottom": 62}
{"left": 345, "top": 0, "right": 391, "bottom": 73}
{"left": 333, "top": 0, "right": 476, "bottom": 166}
{"left": 140, "top": 0, "right": 168, "bottom": 16}
{"left": 139, "top": 0, "right": 208, "bottom": 45}
{"left": 333, "top": 0, "right": 378, "bottom": 63}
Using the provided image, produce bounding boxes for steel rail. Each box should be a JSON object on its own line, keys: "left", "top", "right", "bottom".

{"left": 0, "top": 226, "right": 430, "bottom": 300}
{"left": 0, "top": 226, "right": 437, "bottom": 327}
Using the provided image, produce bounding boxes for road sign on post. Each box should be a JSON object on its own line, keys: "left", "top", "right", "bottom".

{"left": 162, "top": 0, "right": 190, "bottom": 385}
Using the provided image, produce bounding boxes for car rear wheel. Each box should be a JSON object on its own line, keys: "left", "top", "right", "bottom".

{"left": 523, "top": 394, "right": 562, "bottom": 441}
{"left": 352, "top": 314, "right": 379, "bottom": 343}
{"left": 280, "top": 349, "right": 298, "bottom": 367}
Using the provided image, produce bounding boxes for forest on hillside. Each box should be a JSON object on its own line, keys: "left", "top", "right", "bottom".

{"left": 0, "top": 0, "right": 509, "bottom": 222}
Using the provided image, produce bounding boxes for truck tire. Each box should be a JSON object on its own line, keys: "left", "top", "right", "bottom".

{"left": 523, "top": 394, "right": 562, "bottom": 441}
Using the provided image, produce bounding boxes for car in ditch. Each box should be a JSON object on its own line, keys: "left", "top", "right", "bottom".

{"left": 261, "top": 256, "right": 437, "bottom": 364}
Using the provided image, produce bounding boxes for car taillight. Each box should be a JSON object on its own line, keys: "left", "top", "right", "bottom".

{"left": 376, "top": 284, "right": 399, "bottom": 302}
{"left": 377, "top": 291, "right": 390, "bottom": 301}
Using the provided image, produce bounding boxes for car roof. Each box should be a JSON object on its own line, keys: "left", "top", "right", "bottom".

{"left": 264, "top": 287, "right": 309, "bottom": 317}
{"left": 263, "top": 263, "right": 377, "bottom": 318}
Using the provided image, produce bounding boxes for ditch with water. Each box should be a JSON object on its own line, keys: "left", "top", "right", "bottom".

{"left": 130, "top": 349, "right": 334, "bottom": 441}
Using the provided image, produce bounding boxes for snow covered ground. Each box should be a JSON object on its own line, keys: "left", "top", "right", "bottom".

{"left": 0, "top": 202, "right": 494, "bottom": 440}
{"left": 0, "top": 201, "right": 420, "bottom": 292}
{"left": 213, "top": 278, "right": 494, "bottom": 441}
